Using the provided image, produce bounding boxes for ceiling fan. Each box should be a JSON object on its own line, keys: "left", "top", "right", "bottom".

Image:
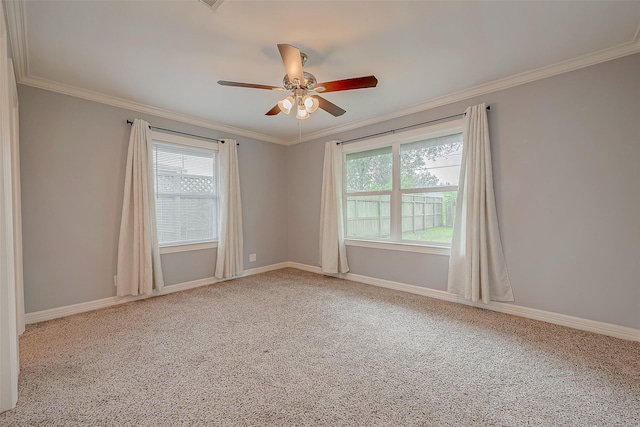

{"left": 218, "top": 44, "right": 378, "bottom": 120}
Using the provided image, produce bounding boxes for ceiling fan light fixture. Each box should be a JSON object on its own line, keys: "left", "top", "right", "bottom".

{"left": 295, "top": 104, "right": 309, "bottom": 120}
{"left": 302, "top": 95, "right": 319, "bottom": 113}
{"left": 278, "top": 96, "right": 294, "bottom": 114}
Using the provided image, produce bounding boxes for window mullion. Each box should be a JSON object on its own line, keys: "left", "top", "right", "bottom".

{"left": 344, "top": 190, "right": 391, "bottom": 197}
{"left": 401, "top": 185, "right": 458, "bottom": 195}
{"left": 390, "top": 143, "right": 401, "bottom": 241}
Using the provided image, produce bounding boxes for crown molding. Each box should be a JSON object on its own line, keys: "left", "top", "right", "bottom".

{"left": 4, "top": 0, "right": 283, "bottom": 145}
{"left": 285, "top": 34, "right": 640, "bottom": 146}
{"left": 3, "top": 0, "right": 28, "bottom": 80}
{"left": 19, "top": 75, "right": 284, "bottom": 145}
{"left": 6, "top": 0, "right": 640, "bottom": 147}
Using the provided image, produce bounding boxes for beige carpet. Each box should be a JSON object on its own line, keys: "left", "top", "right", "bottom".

{"left": 1, "top": 268, "right": 638, "bottom": 426}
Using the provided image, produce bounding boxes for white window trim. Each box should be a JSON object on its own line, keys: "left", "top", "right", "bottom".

{"left": 342, "top": 119, "right": 464, "bottom": 251}
{"left": 159, "top": 241, "right": 218, "bottom": 255}
{"left": 151, "top": 131, "right": 219, "bottom": 253}
{"left": 345, "top": 239, "right": 450, "bottom": 256}
{"left": 151, "top": 130, "right": 219, "bottom": 151}
{"left": 341, "top": 119, "right": 464, "bottom": 154}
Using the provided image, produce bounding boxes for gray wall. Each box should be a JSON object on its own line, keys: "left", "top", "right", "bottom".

{"left": 288, "top": 53, "right": 640, "bottom": 329}
{"left": 18, "top": 54, "right": 640, "bottom": 330}
{"left": 19, "top": 85, "right": 288, "bottom": 313}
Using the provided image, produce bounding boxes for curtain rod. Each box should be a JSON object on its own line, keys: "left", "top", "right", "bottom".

{"left": 125, "top": 120, "right": 238, "bottom": 145}
{"left": 337, "top": 105, "right": 490, "bottom": 146}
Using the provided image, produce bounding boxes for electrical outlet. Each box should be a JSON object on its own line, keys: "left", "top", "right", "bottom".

{"left": 249, "top": 253, "right": 256, "bottom": 262}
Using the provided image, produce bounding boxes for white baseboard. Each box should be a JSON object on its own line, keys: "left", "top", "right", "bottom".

{"left": 24, "top": 262, "right": 289, "bottom": 325}
{"left": 25, "top": 260, "right": 639, "bottom": 342}
{"left": 286, "top": 262, "right": 640, "bottom": 342}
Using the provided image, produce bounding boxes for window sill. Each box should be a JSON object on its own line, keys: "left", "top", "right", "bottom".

{"left": 159, "top": 241, "right": 218, "bottom": 255}
{"left": 344, "top": 239, "right": 450, "bottom": 256}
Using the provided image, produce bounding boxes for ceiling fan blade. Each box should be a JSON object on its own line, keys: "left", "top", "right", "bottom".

{"left": 265, "top": 104, "right": 281, "bottom": 116}
{"left": 277, "top": 44, "right": 305, "bottom": 86}
{"left": 316, "top": 96, "right": 346, "bottom": 117}
{"left": 315, "top": 75, "right": 378, "bottom": 93}
{"left": 218, "top": 80, "right": 281, "bottom": 90}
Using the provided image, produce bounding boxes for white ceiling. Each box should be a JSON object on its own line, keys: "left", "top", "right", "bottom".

{"left": 7, "top": 1, "right": 640, "bottom": 144}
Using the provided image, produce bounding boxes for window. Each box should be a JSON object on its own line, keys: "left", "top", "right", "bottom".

{"left": 343, "top": 120, "right": 463, "bottom": 249}
{"left": 151, "top": 132, "right": 218, "bottom": 250}
{"left": 345, "top": 146, "right": 392, "bottom": 239}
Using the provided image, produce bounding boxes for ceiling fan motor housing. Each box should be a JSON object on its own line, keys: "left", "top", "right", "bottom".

{"left": 283, "top": 71, "right": 317, "bottom": 91}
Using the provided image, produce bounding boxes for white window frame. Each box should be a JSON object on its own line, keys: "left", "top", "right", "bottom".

{"left": 342, "top": 119, "right": 464, "bottom": 255}
{"left": 151, "top": 131, "right": 219, "bottom": 254}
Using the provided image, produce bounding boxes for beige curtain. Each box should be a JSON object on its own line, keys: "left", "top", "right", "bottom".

{"left": 448, "top": 103, "right": 514, "bottom": 303}
{"left": 215, "top": 139, "right": 244, "bottom": 279}
{"left": 116, "top": 119, "right": 164, "bottom": 296}
{"left": 319, "top": 141, "right": 349, "bottom": 274}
